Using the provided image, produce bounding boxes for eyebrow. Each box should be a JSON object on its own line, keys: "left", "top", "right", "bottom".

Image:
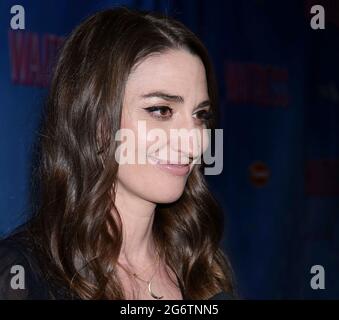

{"left": 140, "top": 91, "right": 211, "bottom": 109}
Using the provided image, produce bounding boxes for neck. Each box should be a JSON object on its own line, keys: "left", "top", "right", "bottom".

{"left": 113, "top": 182, "right": 158, "bottom": 267}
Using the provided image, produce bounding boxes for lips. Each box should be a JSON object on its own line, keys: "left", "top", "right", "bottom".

{"left": 148, "top": 156, "right": 191, "bottom": 176}
{"left": 147, "top": 155, "right": 191, "bottom": 166}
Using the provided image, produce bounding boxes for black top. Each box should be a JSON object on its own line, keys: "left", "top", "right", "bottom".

{"left": 0, "top": 230, "right": 234, "bottom": 300}
{"left": 0, "top": 230, "right": 74, "bottom": 300}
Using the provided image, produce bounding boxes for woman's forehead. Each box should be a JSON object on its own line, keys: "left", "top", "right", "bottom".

{"left": 125, "top": 49, "right": 208, "bottom": 98}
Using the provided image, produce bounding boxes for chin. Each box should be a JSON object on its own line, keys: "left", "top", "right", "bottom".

{"left": 148, "top": 189, "right": 185, "bottom": 204}
{"left": 148, "top": 182, "right": 185, "bottom": 203}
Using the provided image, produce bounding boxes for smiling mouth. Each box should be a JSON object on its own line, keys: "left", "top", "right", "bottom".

{"left": 147, "top": 155, "right": 191, "bottom": 166}
{"left": 147, "top": 155, "right": 192, "bottom": 176}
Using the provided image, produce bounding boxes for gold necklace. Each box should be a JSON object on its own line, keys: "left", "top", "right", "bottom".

{"left": 118, "top": 253, "right": 164, "bottom": 300}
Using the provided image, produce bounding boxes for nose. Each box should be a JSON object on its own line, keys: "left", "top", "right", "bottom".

{"left": 168, "top": 112, "right": 204, "bottom": 164}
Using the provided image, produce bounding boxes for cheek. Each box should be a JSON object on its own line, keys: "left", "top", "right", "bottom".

{"left": 116, "top": 118, "right": 188, "bottom": 204}
{"left": 117, "top": 162, "right": 188, "bottom": 204}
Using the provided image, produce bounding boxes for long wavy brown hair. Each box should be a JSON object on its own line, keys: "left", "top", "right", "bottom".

{"left": 24, "top": 7, "right": 237, "bottom": 300}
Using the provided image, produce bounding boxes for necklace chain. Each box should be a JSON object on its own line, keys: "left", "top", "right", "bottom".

{"left": 118, "top": 252, "right": 164, "bottom": 299}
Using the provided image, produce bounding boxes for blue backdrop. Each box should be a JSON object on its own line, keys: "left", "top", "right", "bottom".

{"left": 1, "top": 0, "right": 338, "bottom": 299}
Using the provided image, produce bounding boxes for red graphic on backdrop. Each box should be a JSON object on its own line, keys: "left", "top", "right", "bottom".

{"left": 225, "top": 62, "right": 289, "bottom": 107}
{"left": 249, "top": 161, "right": 271, "bottom": 188}
{"left": 8, "top": 30, "right": 64, "bottom": 87}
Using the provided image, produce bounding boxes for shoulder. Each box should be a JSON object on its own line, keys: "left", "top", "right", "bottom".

{"left": 0, "top": 231, "right": 52, "bottom": 299}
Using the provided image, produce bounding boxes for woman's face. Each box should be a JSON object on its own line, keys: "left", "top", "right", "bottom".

{"left": 116, "top": 49, "right": 211, "bottom": 203}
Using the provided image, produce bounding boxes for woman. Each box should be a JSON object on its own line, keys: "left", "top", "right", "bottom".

{"left": 0, "top": 7, "right": 236, "bottom": 300}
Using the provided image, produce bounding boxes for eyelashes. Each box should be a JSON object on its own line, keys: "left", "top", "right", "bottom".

{"left": 143, "top": 106, "right": 173, "bottom": 120}
{"left": 195, "top": 109, "right": 213, "bottom": 121}
{"left": 143, "top": 106, "right": 213, "bottom": 123}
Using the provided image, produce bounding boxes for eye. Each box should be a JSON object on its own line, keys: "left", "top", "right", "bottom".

{"left": 194, "top": 109, "right": 213, "bottom": 123}
{"left": 143, "top": 106, "right": 173, "bottom": 120}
